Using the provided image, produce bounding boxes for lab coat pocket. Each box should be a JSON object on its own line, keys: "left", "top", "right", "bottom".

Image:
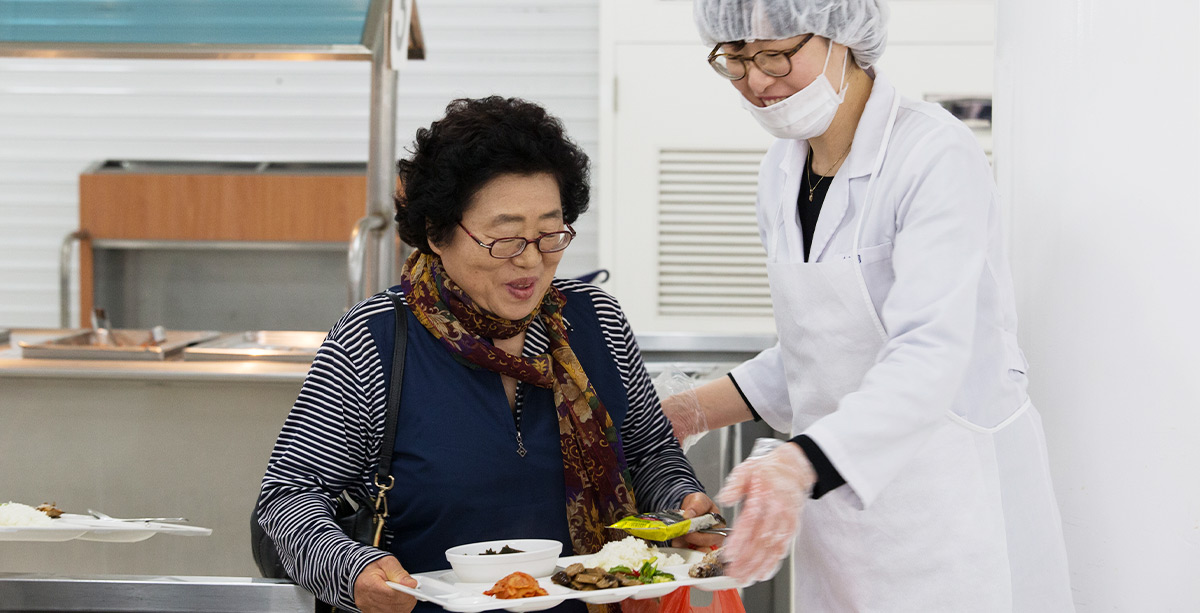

{"left": 853, "top": 240, "right": 893, "bottom": 265}
{"left": 849, "top": 241, "right": 895, "bottom": 318}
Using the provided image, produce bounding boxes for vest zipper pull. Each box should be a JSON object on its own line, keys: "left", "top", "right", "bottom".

{"left": 515, "top": 431, "right": 527, "bottom": 457}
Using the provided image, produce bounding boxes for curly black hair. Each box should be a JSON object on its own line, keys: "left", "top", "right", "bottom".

{"left": 395, "top": 96, "right": 590, "bottom": 253}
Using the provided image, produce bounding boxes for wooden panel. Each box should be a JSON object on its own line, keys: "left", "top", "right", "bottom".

{"left": 79, "top": 173, "right": 369, "bottom": 242}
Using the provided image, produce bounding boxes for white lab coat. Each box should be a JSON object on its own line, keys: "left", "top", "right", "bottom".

{"left": 730, "top": 73, "right": 1074, "bottom": 611}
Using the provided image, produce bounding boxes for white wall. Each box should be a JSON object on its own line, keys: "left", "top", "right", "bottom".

{"left": 0, "top": 0, "right": 601, "bottom": 328}
{"left": 994, "top": 0, "right": 1200, "bottom": 609}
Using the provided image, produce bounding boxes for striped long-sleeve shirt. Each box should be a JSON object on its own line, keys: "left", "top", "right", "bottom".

{"left": 256, "top": 278, "right": 705, "bottom": 610}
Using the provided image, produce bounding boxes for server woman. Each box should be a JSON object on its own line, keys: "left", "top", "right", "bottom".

{"left": 665, "top": 1, "right": 1074, "bottom": 610}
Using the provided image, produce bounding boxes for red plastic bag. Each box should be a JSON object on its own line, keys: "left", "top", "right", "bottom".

{"left": 622, "top": 587, "right": 746, "bottom": 613}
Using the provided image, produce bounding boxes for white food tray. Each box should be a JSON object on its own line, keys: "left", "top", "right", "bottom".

{"left": 0, "top": 514, "right": 212, "bottom": 542}
{"left": 387, "top": 549, "right": 744, "bottom": 612}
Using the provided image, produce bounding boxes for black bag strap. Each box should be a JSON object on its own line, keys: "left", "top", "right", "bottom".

{"left": 376, "top": 292, "right": 408, "bottom": 484}
{"left": 251, "top": 292, "right": 409, "bottom": 583}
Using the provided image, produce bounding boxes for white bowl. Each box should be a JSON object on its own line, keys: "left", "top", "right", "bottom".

{"left": 445, "top": 538, "right": 563, "bottom": 584}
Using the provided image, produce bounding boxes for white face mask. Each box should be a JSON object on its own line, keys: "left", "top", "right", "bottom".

{"left": 740, "top": 41, "right": 849, "bottom": 140}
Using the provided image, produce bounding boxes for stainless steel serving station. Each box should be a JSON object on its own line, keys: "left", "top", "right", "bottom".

{"left": 0, "top": 329, "right": 778, "bottom": 578}
{"left": 0, "top": 574, "right": 313, "bottom": 613}
{"left": 0, "top": 3, "right": 424, "bottom": 609}
{"left": 0, "top": 330, "right": 310, "bottom": 591}
{"left": 1, "top": 0, "right": 426, "bottom": 329}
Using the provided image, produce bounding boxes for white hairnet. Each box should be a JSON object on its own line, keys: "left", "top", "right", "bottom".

{"left": 694, "top": 0, "right": 889, "bottom": 68}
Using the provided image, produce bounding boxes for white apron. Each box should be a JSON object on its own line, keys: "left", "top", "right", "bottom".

{"left": 767, "top": 94, "right": 1068, "bottom": 611}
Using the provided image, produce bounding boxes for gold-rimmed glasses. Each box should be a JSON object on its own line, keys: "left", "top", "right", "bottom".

{"left": 707, "top": 34, "right": 815, "bottom": 81}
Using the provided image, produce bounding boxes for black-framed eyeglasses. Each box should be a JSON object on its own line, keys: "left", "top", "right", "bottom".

{"left": 457, "top": 222, "right": 576, "bottom": 259}
{"left": 707, "top": 33, "right": 815, "bottom": 81}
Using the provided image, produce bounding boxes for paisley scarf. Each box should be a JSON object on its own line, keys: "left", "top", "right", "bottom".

{"left": 400, "top": 251, "right": 638, "bottom": 556}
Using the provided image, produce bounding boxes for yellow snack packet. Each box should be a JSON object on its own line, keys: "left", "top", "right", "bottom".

{"left": 609, "top": 510, "right": 724, "bottom": 541}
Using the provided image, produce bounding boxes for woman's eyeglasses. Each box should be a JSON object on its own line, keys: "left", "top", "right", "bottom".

{"left": 457, "top": 222, "right": 576, "bottom": 259}
{"left": 707, "top": 34, "right": 815, "bottom": 81}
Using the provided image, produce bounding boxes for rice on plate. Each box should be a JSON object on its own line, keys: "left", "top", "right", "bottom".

{"left": 0, "top": 502, "right": 53, "bottom": 527}
{"left": 587, "top": 536, "right": 684, "bottom": 571}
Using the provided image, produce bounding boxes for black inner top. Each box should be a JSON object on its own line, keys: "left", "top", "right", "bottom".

{"left": 799, "top": 148, "right": 834, "bottom": 262}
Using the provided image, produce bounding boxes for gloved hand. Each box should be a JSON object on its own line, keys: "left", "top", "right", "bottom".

{"left": 654, "top": 367, "right": 708, "bottom": 452}
{"left": 716, "top": 438, "right": 816, "bottom": 583}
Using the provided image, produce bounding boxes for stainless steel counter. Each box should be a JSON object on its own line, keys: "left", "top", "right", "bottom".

{"left": 0, "top": 329, "right": 774, "bottom": 384}
{"left": 637, "top": 332, "right": 776, "bottom": 354}
{"left": 0, "top": 327, "right": 777, "bottom": 604}
{"left": 0, "top": 329, "right": 308, "bottom": 383}
{"left": 0, "top": 574, "right": 313, "bottom": 613}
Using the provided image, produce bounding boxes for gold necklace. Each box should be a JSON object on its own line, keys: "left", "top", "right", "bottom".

{"left": 805, "top": 144, "right": 853, "bottom": 202}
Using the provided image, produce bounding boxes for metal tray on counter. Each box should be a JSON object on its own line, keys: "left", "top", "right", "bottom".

{"left": 182, "top": 331, "right": 327, "bottom": 363}
{"left": 0, "top": 514, "right": 212, "bottom": 543}
{"left": 18, "top": 330, "right": 219, "bottom": 361}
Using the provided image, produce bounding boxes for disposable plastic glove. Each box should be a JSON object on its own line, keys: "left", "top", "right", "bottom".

{"left": 654, "top": 367, "right": 708, "bottom": 452}
{"left": 716, "top": 438, "right": 816, "bottom": 583}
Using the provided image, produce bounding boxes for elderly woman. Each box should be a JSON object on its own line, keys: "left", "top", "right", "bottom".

{"left": 663, "top": 0, "right": 1075, "bottom": 611}
{"left": 256, "top": 96, "right": 718, "bottom": 613}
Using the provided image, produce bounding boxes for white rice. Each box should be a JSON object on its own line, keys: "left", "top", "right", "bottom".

{"left": 0, "top": 502, "right": 53, "bottom": 527}
{"left": 586, "top": 536, "right": 685, "bottom": 571}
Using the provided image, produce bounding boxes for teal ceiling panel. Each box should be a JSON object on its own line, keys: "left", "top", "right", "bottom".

{"left": 0, "top": 0, "right": 373, "bottom": 46}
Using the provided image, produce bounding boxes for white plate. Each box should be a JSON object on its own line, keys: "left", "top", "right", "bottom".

{"left": 0, "top": 514, "right": 211, "bottom": 543}
{"left": 387, "top": 548, "right": 746, "bottom": 613}
{"left": 0, "top": 523, "right": 90, "bottom": 542}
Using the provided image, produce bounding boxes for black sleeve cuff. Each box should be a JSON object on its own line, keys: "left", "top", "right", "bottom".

{"left": 790, "top": 435, "right": 846, "bottom": 499}
{"left": 726, "top": 373, "right": 762, "bottom": 422}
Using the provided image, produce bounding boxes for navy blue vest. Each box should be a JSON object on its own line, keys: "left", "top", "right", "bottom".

{"left": 367, "top": 287, "right": 629, "bottom": 611}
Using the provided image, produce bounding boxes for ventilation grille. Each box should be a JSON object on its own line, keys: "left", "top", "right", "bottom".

{"left": 657, "top": 148, "right": 773, "bottom": 318}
